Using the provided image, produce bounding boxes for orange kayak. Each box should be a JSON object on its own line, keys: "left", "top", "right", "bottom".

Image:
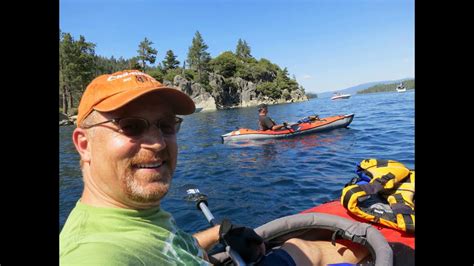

{"left": 221, "top": 113, "right": 354, "bottom": 142}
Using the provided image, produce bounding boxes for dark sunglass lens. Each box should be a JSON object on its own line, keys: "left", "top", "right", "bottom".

{"left": 118, "top": 118, "right": 148, "bottom": 137}
{"left": 159, "top": 117, "right": 181, "bottom": 135}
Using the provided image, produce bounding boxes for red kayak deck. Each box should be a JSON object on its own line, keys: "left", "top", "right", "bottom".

{"left": 301, "top": 200, "right": 414, "bottom": 250}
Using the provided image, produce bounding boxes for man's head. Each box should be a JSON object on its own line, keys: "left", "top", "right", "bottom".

{"left": 72, "top": 70, "right": 195, "bottom": 209}
{"left": 257, "top": 104, "right": 268, "bottom": 114}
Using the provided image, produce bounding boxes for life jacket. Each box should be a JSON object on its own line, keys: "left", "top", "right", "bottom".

{"left": 341, "top": 159, "right": 415, "bottom": 233}
{"left": 297, "top": 115, "right": 320, "bottom": 124}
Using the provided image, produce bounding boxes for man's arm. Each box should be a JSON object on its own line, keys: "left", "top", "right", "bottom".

{"left": 263, "top": 117, "right": 288, "bottom": 131}
{"left": 192, "top": 224, "right": 221, "bottom": 251}
{"left": 269, "top": 118, "right": 288, "bottom": 131}
{"left": 271, "top": 123, "right": 288, "bottom": 131}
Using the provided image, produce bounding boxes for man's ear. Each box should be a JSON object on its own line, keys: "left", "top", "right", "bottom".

{"left": 72, "top": 127, "right": 91, "bottom": 164}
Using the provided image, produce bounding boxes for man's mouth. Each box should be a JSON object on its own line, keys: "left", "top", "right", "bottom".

{"left": 133, "top": 161, "right": 164, "bottom": 169}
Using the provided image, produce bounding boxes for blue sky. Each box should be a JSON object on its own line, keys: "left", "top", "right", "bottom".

{"left": 60, "top": 0, "right": 414, "bottom": 93}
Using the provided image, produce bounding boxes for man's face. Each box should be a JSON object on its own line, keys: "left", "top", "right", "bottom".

{"left": 83, "top": 95, "right": 178, "bottom": 208}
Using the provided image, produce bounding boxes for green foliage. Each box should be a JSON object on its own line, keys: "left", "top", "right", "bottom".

{"left": 95, "top": 55, "right": 132, "bottom": 74}
{"left": 162, "top": 50, "right": 180, "bottom": 71}
{"left": 183, "top": 69, "right": 195, "bottom": 80}
{"left": 209, "top": 51, "right": 238, "bottom": 78}
{"left": 129, "top": 57, "right": 142, "bottom": 71}
{"left": 187, "top": 31, "right": 211, "bottom": 84}
{"left": 403, "top": 79, "right": 415, "bottom": 89}
{"left": 59, "top": 32, "right": 96, "bottom": 114}
{"left": 67, "top": 107, "right": 78, "bottom": 116}
{"left": 146, "top": 68, "right": 165, "bottom": 82}
{"left": 163, "top": 68, "right": 184, "bottom": 83}
{"left": 256, "top": 81, "right": 281, "bottom": 99}
{"left": 236, "top": 39, "right": 252, "bottom": 59}
{"left": 203, "top": 83, "right": 213, "bottom": 94}
{"left": 358, "top": 79, "right": 415, "bottom": 94}
{"left": 137, "top": 37, "right": 157, "bottom": 71}
{"left": 255, "top": 58, "right": 279, "bottom": 81}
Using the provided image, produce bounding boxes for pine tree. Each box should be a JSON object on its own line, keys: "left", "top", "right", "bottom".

{"left": 137, "top": 37, "right": 157, "bottom": 71}
{"left": 162, "top": 50, "right": 180, "bottom": 71}
{"left": 187, "top": 31, "right": 211, "bottom": 83}
{"left": 59, "top": 32, "right": 96, "bottom": 115}
{"left": 236, "top": 38, "right": 252, "bottom": 59}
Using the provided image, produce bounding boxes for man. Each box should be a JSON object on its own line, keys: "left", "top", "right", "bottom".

{"left": 60, "top": 70, "right": 367, "bottom": 265}
{"left": 257, "top": 104, "right": 289, "bottom": 131}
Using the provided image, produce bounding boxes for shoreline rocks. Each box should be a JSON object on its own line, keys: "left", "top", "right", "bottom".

{"left": 59, "top": 112, "right": 77, "bottom": 126}
{"left": 172, "top": 74, "right": 308, "bottom": 112}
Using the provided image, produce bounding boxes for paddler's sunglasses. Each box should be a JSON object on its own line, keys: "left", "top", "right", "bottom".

{"left": 82, "top": 116, "right": 183, "bottom": 137}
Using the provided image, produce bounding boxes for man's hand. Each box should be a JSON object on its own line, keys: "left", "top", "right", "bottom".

{"left": 219, "top": 219, "right": 265, "bottom": 263}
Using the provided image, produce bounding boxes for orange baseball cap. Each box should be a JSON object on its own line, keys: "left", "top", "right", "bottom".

{"left": 77, "top": 70, "right": 195, "bottom": 126}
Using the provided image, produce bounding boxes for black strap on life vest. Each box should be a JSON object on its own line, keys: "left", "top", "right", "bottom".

{"left": 342, "top": 186, "right": 364, "bottom": 209}
{"left": 373, "top": 172, "right": 395, "bottom": 186}
{"left": 390, "top": 194, "right": 415, "bottom": 233}
{"left": 376, "top": 159, "right": 389, "bottom": 168}
{"left": 359, "top": 182, "right": 384, "bottom": 195}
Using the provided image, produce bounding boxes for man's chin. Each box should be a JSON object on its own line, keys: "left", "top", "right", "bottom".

{"left": 123, "top": 170, "right": 172, "bottom": 204}
{"left": 126, "top": 181, "right": 170, "bottom": 204}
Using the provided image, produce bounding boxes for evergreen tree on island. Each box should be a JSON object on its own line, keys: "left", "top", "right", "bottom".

{"left": 137, "top": 37, "right": 157, "bottom": 71}
{"left": 187, "top": 31, "right": 211, "bottom": 84}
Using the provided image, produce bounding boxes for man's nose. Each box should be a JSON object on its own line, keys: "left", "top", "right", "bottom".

{"left": 141, "top": 126, "right": 167, "bottom": 150}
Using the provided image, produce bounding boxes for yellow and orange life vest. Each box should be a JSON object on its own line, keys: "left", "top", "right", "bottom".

{"left": 341, "top": 159, "right": 415, "bottom": 233}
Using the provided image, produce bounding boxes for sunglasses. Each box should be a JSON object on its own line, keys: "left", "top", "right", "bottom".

{"left": 82, "top": 116, "right": 183, "bottom": 137}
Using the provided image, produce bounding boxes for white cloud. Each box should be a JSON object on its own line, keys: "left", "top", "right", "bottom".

{"left": 302, "top": 74, "right": 312, "bottom": 80}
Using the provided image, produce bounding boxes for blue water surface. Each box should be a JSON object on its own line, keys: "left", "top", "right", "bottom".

{"left": 59, "top": 91, "right": 414, "bottom": 234}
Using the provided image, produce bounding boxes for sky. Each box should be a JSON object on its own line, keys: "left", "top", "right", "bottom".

{"left": 60, "top": 0, "right": 414, "bottom": 93}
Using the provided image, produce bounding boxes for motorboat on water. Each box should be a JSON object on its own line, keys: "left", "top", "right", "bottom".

{"left": 396, "top": 83, "right": 406, "bottom": 93}
{"left": 331, "top": 92, "right": 351, "bottom": 100}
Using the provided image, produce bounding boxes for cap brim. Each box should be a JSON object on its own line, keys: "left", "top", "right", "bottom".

{"left": 93, "top": 86, "right": 196, "bottom": 115}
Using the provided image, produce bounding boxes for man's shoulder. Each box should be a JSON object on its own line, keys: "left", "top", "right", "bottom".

{"left": 259, "top": 115, "right": 271, "bottom": 123}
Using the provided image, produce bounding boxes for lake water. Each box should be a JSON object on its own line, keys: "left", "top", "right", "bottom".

{"left": 60, "top": 91, "right": 414, "bottom": 234}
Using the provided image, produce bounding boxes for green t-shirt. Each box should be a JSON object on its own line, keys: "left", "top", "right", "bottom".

{"left": 60, "top": 200, "right": 210, "bottom": 265}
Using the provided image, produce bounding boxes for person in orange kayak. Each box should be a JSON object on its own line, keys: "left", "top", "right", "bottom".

{"left": 257, "top": 104, "right": 289, "bottom": 131}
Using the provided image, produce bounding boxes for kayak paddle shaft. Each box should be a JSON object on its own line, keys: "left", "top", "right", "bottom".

{"left": 185, "top": 187, "right": 246, "bottom": 266}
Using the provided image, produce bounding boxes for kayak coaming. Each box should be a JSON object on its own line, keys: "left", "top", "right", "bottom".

{"left": 221, "top": 113, "right": 354, "bottom": 142}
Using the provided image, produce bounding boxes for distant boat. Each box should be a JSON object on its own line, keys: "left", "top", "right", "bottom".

{"left": 331, "top": 92, "right": 351, "bottom": 100}
{"left": 396, "top": 83, "right": 407, "bottom": 93}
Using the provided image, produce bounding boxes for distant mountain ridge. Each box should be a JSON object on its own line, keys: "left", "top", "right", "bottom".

{"left": 316, "top": 78, "right": 413, "bottom": 98}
